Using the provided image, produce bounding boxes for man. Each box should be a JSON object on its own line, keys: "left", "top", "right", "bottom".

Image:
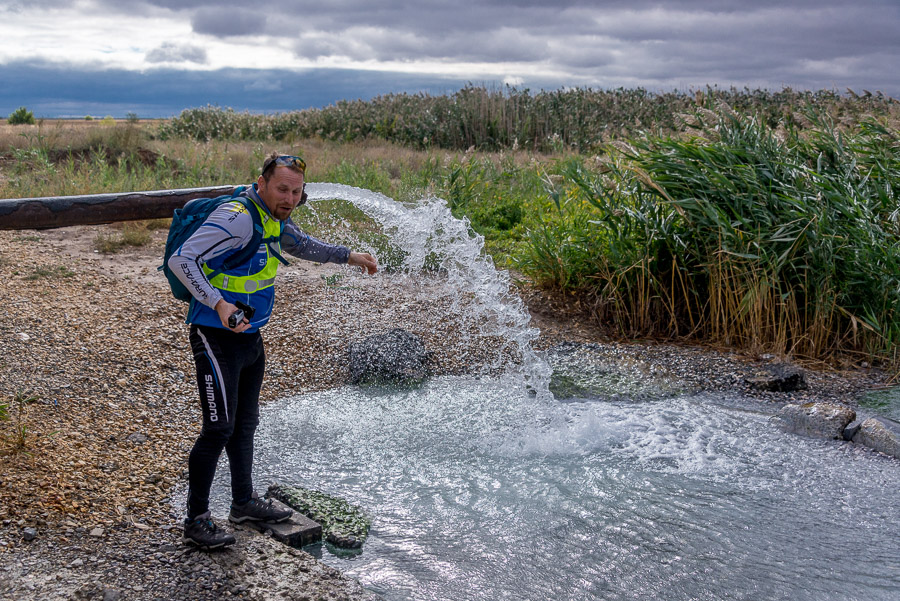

{"left": 168, "top": 153, "right": 378, "bottom": 550}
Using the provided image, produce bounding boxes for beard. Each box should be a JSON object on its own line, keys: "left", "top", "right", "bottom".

{"left": 273, "top": 206, "right": 294, "bottom": 220}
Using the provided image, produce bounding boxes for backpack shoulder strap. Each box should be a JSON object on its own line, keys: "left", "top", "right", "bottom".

{"left": 245, "top": 198, "right": 290, "bottom": 267}
{"left": 206, "top": 196, "right": 258, "bottom": 276}
{"left": 261, "top": 220, "right": 290, "bottom": 266}
{"left": 213, "top": 195, "right": 290, "bottom": 275}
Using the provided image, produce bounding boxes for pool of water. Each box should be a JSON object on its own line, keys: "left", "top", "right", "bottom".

{"left": 861, "top": 386, "right": 900, "bottom": 421}
{"left": 209, "top": 376, "right": 900, "bottom": 601}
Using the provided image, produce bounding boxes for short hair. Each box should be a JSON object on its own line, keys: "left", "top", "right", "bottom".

{"left": 261, "top": 152, "right": 306, "bottom": 182}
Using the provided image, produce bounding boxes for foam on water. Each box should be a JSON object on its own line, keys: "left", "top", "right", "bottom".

{"left": 224, "top": 378, "right": 900, "bottom": 601}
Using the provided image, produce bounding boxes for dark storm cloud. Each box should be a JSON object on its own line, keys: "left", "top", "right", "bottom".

{"left": 78, "top": 0, "right": 900, "bottom": 92}
{"left": 573, "top": 4, "right": 900, "bottom": 91}
{"left": 0, "top": 60, "right": 476, "bottom": 118}
{"left": 7, "top": 0, "right": 900, "bottom": 116}
{"left": 302, "top": 2, "right": 894, "bottom": 94}
{"left": 191, "top": 7, "right": 266, "bottom": 37}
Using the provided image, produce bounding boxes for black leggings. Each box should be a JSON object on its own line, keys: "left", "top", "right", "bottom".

{"left": 186, "top": 324, "right": 265, "bottom": 520}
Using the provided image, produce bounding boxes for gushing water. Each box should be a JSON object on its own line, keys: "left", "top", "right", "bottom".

{"left": 306, "top": 183, "right": 552, "bottom": 396}
{"left": 208, "top": 185, "right": 899, "bottom": 600}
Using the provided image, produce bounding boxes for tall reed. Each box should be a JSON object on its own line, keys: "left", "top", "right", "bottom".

{"left": 519, "top": 104, "right": 900, "bottom": 364}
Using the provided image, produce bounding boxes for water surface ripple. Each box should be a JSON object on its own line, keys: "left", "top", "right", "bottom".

{"left": 210, "top": 378, "right": 900, "bottom": 601}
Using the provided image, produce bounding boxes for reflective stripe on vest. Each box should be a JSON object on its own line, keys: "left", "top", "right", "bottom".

{"left": 202, "top": 202, "right": 282, "bottom": 294}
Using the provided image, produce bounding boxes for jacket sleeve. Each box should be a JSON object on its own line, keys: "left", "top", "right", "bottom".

{"left": 281, "top": 219, "right": 350, "bottom": 264}
{"left": 166, "top": 202, "right": 255, "bottom": 309}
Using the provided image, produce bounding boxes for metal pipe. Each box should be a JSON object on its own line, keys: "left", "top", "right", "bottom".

{"left": 0, "top": 185, "right": 240, "bottom": 230}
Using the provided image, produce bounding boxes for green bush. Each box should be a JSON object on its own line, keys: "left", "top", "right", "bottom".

{"left": 7, "top": 106, "right": 35, "bottom": 125}
{"left": 158, "top": 87, "right": 899, "bottom": 152}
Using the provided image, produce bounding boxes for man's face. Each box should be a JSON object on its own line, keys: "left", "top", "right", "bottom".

{"left": 257, "top": 167, "right": 305, "bottom": 221}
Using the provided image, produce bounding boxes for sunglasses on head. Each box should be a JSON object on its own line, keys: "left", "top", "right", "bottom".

{"left": 262, "top": 155, "right": 306, "bottom": 178}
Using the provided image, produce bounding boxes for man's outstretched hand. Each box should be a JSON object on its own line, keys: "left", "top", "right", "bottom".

{"left": 348, "top": 252, "right": 378, "bottom": 275}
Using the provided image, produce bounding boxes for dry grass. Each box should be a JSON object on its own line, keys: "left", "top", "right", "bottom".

{"left": 0, "top": 119, "right": 162, "bottom": 153}
{"left": 93, "top": 220, "right": 165, "bottom": 253}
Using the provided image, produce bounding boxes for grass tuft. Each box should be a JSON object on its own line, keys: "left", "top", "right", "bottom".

{"left": 93, "top": 222, "right": 154, "bottom": 253}
{"left": 26, "top": 265, "right": 76, "bottom": 280}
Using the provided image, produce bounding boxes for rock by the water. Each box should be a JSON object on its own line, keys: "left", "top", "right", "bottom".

{"left": 851, "top": 417, "right": 900, "bottom": 459}
{"left": 842, "top": 419, "right": 862, "bottom": 441}
{"left": 348, "top": 328, "right": 429, "bottom": 386}
{"left": 746, "top": 363, "right": 808, "bottom": 392}
{"left": 22, "top": 527, "right": 37, "bottom": 541}
{"left": 778, "top": 403, "right": 856, "bottom": 439}
{"left": 267, "top": 484, "right": 371, "bottom": 549}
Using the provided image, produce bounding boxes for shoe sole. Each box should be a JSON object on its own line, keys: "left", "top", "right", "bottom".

{"left": 181, "top": 535, "right": 235, "bottom": 550}
{"left": 228, "top": 512, "right": 292, "bottom": 525}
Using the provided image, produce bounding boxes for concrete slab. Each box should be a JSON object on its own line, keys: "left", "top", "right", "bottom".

{"left": 237, "top": 498, "right": 323, "bottom": 548}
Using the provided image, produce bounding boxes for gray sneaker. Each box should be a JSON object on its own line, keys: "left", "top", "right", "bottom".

{"left": 229, "top": 492, "right": 293, "bottom": 524}
{"left": 182, "top": 511, "right": 236, "bottom": 550}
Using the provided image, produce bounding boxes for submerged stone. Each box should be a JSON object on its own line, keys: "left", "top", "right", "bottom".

{"left": 859, "top": 386, "right": 900, "bottom": 421}
{"left": 266, "top": 483, "right": 371, "bottom": 549}
{"left": 777, "top": 402, "right": 856, "bottom": 440}
{"left": 547, "top": 343, "right": 683, "bottom": 401}
{"left": 851, "top": 417, "right": 900, "bottom": 459}
{"left": 348, "top": 328, "right": 430, "bottom": 386}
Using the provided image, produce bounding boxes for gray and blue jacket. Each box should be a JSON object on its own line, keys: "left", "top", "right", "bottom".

{"left": 167, "top": 184, "right": 349, "bottom": 332}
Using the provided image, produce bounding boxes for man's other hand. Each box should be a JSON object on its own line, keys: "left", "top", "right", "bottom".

{"left": 348, "top": 252, "right": 378, "bottom": 275}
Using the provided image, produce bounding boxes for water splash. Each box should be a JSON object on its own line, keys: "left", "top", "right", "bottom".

{"left": 306, "top": 183, "right": 552, "bottom": 397}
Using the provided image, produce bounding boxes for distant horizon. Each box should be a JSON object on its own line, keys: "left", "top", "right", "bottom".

{"left": 4, "top": 65, "right": 896, "bottom": 121}
{"left": 0, "top": 63, "right": 474, "bottom": 120}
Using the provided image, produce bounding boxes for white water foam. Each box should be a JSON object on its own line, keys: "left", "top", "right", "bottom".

{"left": 306, "top": 183, "right": 552, "bottom": 396}
{"left": 246, "top": 378, "right": 900, "bottom": 601}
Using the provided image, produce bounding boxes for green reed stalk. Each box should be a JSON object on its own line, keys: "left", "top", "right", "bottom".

{"left": 519, "top": 103, "right": 900, "bottom": 365}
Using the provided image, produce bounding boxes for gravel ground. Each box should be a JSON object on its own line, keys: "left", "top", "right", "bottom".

{"left": 0, "top": 224, "right": 890, "bottom": 601}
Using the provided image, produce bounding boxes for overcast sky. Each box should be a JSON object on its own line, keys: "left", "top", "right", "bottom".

{"left": 1, "top": 0, "right": 898, "bottom": 118}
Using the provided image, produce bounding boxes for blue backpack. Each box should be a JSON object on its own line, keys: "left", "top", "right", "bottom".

{"left": 159, "top": 186, "right": 289, "bottom": 302}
